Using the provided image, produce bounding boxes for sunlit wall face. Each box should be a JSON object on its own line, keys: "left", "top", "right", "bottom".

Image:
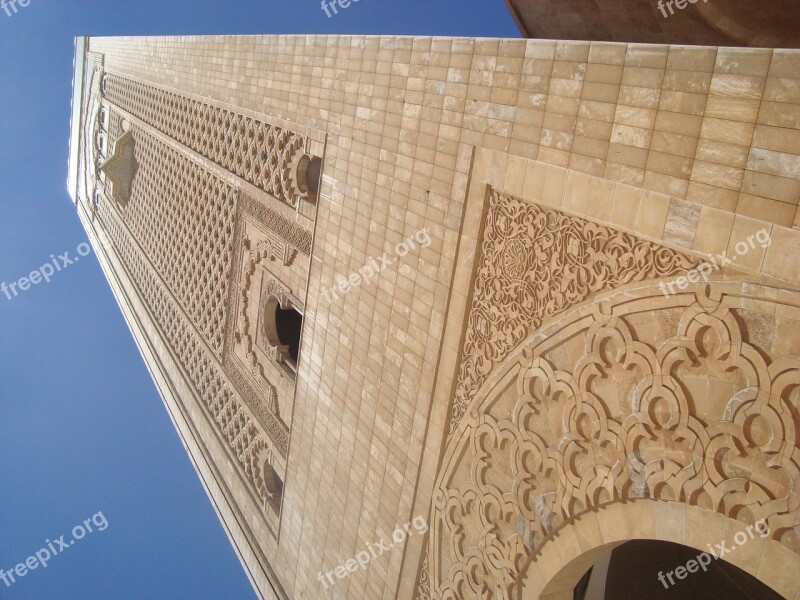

{"left": 67, "top": 36, "right": 87, "bottom": 204}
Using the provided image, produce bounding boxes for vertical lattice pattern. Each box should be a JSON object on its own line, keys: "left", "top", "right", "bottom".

{"left": 122, "top": 126, "right": 236, "bottom": 356}
{"left": 104, "top": 73, "right": 306, "bottom": 207}
{"left": 96, "top": 193, "right": 284, "bottom": 501}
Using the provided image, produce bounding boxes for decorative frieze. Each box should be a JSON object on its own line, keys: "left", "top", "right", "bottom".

{"left": 103, "top": 73, "right": 317, "bottom": 208}
{"left": 236, "top": 191, "right": 313, "bottom": 257}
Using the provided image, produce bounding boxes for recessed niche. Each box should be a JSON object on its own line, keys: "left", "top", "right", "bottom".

{"left": 263, "top": 295, "right": 303, "bottom": 368}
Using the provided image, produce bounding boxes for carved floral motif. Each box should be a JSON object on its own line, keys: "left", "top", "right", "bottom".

{"left": 431, "top": 282, "right": 800, "bottom": 599}
{"left": 450, "top": 191, "right": 700, "bottom": 433}
{"left": 415, "top": 189, "right": 799, "bottom": 600}
{"left": 414, "top": 557, "right": 431, "bottom": 600}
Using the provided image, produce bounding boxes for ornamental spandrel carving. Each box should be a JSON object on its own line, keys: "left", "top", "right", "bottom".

{"left": 449, "top": 190, "right": 701, "bottom": 434}
{"left": 429, "top": 282, "right": 800, "bottom": 600}
{"left": 414, "top": 558, "right": 431, "bottom": 600}
{"left": 415, "top": 189, "right": 799, "bottom": 600}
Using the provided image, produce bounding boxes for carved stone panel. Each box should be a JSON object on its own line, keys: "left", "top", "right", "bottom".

{"left": 415, "top": 189, "right": 799, "bottom": 600}
{"left": 225, "top": 209, "right": 302, "bottom": 454}
{"left": 429, "top": 281, "right": 800, "bottom": 600}
{"left": 103, "top": 73, "right": 320, "bottom": 208}
{"left": 450, "top": 189, "right": 701, "bottom": 434}
{"left": 94, "top": 182, "right": 278, "bottom": 512}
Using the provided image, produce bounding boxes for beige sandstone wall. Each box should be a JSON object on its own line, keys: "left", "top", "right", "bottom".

{"left": 81, "top": 35, "right": 800, "bottom": 600}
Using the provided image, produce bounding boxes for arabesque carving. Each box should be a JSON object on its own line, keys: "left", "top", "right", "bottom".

{"left": 449, "top": 190, "right": 701, "bottom": 434}
{"left": 236, "top": 191, "right": 313, "bottom": 257}
{"left": 414, "top": 189, "right": 799, "bottom": 600}
{"left": 221, "top": 216, "right": 296, "bottom": 454}
{"left": 429, "top": 281, "right": 800, "bottom": 600}
{"left": 414, "top": 557, "right": 431, "bottom": 600}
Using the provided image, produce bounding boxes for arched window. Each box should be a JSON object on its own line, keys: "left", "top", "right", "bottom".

{"left": 263, "top": 463, "right": 283, "bottom": 503}
{"left": 274, "top": 304, "right": 302, "bottom": 362}
{"left": 263, "top": 295, "right": 303, "bottom": 369}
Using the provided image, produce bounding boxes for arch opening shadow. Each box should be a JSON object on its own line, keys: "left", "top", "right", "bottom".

{"left": 573, "top": 539, "right": 783, "bottom": 600}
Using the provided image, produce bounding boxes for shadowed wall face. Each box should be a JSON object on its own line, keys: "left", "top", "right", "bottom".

{"left": 504, "top": 0, "right": 800, "bottom": 47}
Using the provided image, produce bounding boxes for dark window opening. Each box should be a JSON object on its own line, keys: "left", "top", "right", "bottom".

{"left": 305, "top": 156, "right": 321, "bottom": 195}
{"left": 275, "top": 305, "right": 302, "bottom": 362}
{"left": 263, "top": 463, "right": 283, "bottom": 503}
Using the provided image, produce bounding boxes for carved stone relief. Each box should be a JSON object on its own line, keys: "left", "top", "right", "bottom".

{"left": 94, "top": 68, "right": 321, "bottom": 521}
{"left": 94, "top": 180, "right": 279, "bottom": 509}
{"left": 91, "top": 121, "right": 289, "bottom": 517}
{"left": 449, "top": 190, "right": 701, "bottom": 435}
{"left": 414, "top": 189, "right": 799, "bottom": 600}
{"left": 101, "top": 119, "right": 297, "bottom": 460}
{"left": 429, "top": 281, "right": 800, "bottom": 600}
{"left": 116, "top": 125, "right": 237, "bottom": 357}
{"left": 103, "top": 72, "right": 320, "bottom": 208}
{"left": 224, "top": 208, "right": 303, "bottom": 450}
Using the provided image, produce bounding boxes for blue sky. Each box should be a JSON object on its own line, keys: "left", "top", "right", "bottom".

{"left": 0, "top": 1, "right": 518, "bottom": 598}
